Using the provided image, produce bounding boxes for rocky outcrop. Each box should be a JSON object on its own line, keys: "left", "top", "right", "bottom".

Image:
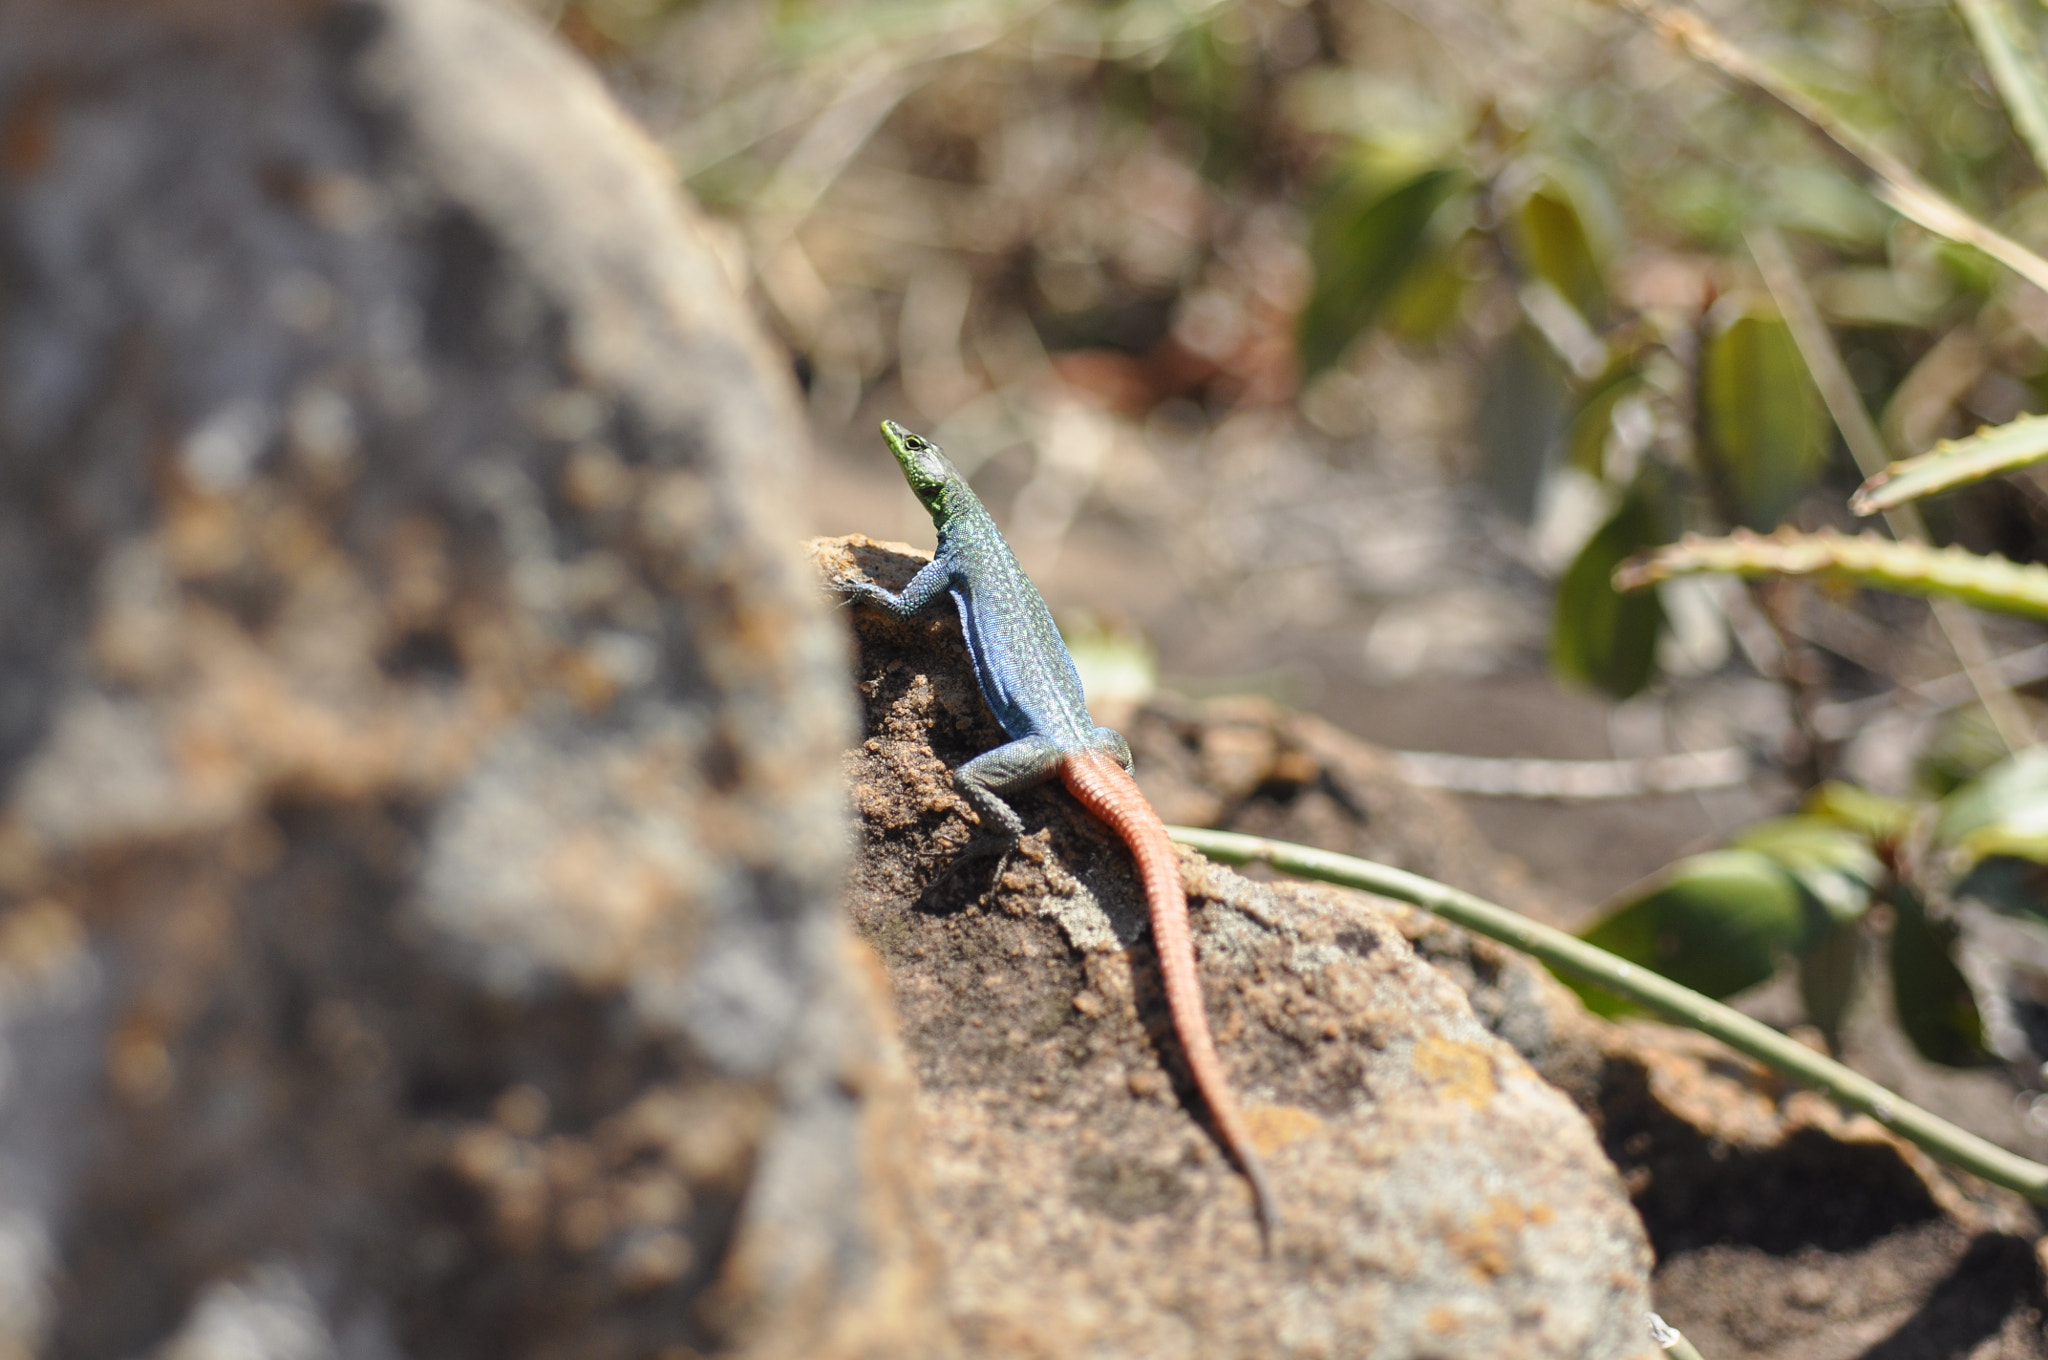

{"left": 819, "top": 528, "right": 2048, "bottom": 1360}
{"left": 0, "top": 3, "right": 930, "bottom": 1356}
{"left": 819, "top": 533, "right": 1655, "bottom": 1360}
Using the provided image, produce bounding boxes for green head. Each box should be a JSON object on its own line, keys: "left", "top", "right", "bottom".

{"left": 880, "top": 419, "right": 966, "bottom": 525}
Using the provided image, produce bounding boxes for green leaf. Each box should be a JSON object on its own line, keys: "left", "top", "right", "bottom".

{"left": 1552, "top": 477, "right": 1669, "bottom": 699}
{"left": 1700, "top": 310, "right": 1828, "bottom": 529}
{"left": 1797, "top": 922, "right": 1862, "bottom": 1053}
{"left": 1730, "top": 814, "right": 1882, "bottom": 1054}
{"left": 1935, "top": 747, "right": 2048, "bottom": 870}
{"left": 1936, "top": 747, "right": 2048, "bottom": 842}
{"left": 1804, "top": 782, "right": 1917, "bottom": 841}
{"left": 1383, "top": 235, "right": 1475, "bottom": 342}
{"left": 1851, "top": 412, "right": 2048, "bottom": 515}
{"left": 1732, "top": 815, "right": 1882, "bottom": 937}
{"left": 1299, "top": 165, "right": 1472, "bottom": 375}
{"left": 1476, "top": 324, "right": 1569, "bottom": 523}
{"left": 1953, "top": 856, "right": 2048, "bottom": 925}
{"left": 1574, "top": 849, "right": 1808, "bottom": 1013}
{"left": 1512, "top": 180, "right": 1607, "bottom": 321}
{"left": 1614, "top": 528, "right": 2048, "bottom": 621}
{"left": 1954, "top": 827, "right": 2048, "bottom": 865}
{"left": 1564, "top": 360, "right": 1643, "bottom": 476}
{"left": 1889, "top": 887, "right": 1994, "bottom": 1067}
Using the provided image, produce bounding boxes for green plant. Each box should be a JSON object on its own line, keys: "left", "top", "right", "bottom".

{"left": 1603, "top": 524, "right": 2048, "bottom": 1068}
{"left": 1585, "top": 0, "right": 2048, "bottom": 1067}
{"left": 1564, "top": 769, "right": 2048, "bottom": 1065}
{"left": 1295, "top": 0, "right": 2048, "bottom": 1068}
{"left": 1295, "top": 0, "right": 2048, "bottom": 696}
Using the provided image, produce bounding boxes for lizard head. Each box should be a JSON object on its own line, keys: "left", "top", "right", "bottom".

{"left": 879, "top": 420, "right": 962, "bottom": 521}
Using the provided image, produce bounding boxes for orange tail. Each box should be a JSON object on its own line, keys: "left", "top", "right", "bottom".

{"left": 1060, "top": 747, "right": 1278, "bottom": 1245}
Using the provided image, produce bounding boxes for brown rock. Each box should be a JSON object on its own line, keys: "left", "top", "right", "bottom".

{"left": 1128, "top": 685, "right": 2048, "bottom": 1360}
{"left": 1579, "top": 1023, "right": 2047, "bottom": 1360}
{"left": 818, "top": 534, "right": 1655, "bottom": 1359}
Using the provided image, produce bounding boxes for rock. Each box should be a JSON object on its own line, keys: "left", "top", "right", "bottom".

{"left": 817, "top": 534, "right": 1655, "bottom": 1360}
{"left": 1577, "top": 1022, "right": 2047, "bottom": 1360}
{"left": 0, "top": 3, "right": 934, "bottom": 1356}
{"left": 1112, "top": 680, "right": 2048, "bottom": 1360}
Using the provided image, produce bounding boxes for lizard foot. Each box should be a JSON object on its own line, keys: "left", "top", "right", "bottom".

{"left": 916, "top": 832, "right": 1015, "bottom": 902}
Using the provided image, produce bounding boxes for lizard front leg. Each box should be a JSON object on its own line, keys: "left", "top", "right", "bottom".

{"left": 836, "top": 554, "right": 951, "bottom": 619}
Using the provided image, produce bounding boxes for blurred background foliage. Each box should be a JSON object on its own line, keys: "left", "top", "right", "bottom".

{"left": 526, "top": 0, "right": 2048, "bottom": 1140}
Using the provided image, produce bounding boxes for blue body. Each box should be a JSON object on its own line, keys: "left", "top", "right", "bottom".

{"left": 837, "top": 422, "right": 1128, "bottom": 828}
{"left": 934, "top": 500, "right": 1095, "bottom": 751}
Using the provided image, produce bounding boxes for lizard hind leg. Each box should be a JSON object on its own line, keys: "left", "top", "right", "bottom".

{"left": 1089, "top": 727, "right": 1133, "bottom": 771}
{"left": 922, "top": 735, "right": 1063, "bottom": 894}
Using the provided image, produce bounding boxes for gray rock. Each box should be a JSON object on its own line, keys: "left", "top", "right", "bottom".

{"left": 0, "top": 3, "right": 933, "bottom": 1356}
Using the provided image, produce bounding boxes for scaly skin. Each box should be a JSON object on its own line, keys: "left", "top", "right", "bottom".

{"left": 839, "top": 419, "right": 1278, "bottom": 1247}
{"left": 1060, "top": 748, "right": 1278, "bottom": 1235}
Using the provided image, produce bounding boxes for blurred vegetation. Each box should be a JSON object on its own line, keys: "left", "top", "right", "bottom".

{"left": 526, "top": 0, "right": 2048, "bottom": 1101}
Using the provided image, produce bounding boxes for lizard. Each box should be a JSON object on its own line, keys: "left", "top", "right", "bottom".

{"left": 836, "top": 418, "right": 1279, "bottom": 1247}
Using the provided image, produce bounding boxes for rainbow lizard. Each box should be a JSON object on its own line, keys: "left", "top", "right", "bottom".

{"left": 837, "top": 419, "right": 1278, "bottom": 1246}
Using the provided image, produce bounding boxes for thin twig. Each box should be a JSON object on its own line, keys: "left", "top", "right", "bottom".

{"left": 1666, "top": 1336, "right": 1708, "bottom": 1360}
{"left": 1753, "top": 578, "right": 1834, "bottom": 786}
{"left": 1391, "top": 747, "right": 1748, "bottom": 798}
{"left": 1748, "top": 226, "right": 2033, "bottom": 749}
{"left": 1168, "top": 824, "right": 2048, "bottom": 1205}
{"left": 1617, "top": 0, "right": 2048, "bottom": 296}
{"left": 1812, "top": 641, "right": 2048, "bottom": 739}
{"left": 1650, "top": 1314, "right": 1709, "bottom": 1360}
